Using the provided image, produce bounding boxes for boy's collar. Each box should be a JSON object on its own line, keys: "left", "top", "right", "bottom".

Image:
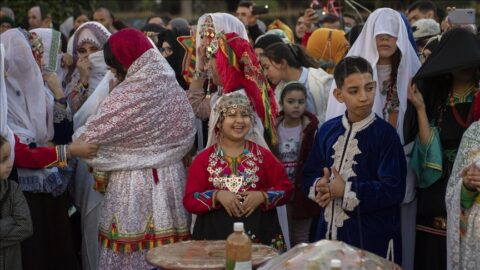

{"left": 342, "top": 112, "right": 376, "bottom": 131}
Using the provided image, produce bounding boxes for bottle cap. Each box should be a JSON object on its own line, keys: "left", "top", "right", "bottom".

{"left": 330, "top": 259, "right": 341, "bottom": 268}
{"left": 233, "top": 222, "right": 244, "bottom": 232}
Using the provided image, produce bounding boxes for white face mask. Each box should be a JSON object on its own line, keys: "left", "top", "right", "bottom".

{"left": 344, "top": 26, "right": 352, "bottom": 34}
{"left": 88, "top": 50, "right": 107, "bottom": 71}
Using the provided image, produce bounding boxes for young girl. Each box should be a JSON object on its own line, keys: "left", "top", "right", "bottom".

{"left": 261, "top": 41, "right": 333, "bottom": 124}
{"left": 274, "top": 82, "right": 319, "bottom": 246}
{"left": 183, "top": 93, "right": 293, "bottom": 251}
{"left": 0, "top": 135, "right": 33, "bottom": 270}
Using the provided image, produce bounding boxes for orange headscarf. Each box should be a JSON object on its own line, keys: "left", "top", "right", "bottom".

{"left": 306, "top": 28, "right": 349, "bottom": 74}
{"left": 268, "top": 19, "right": 294, "bottom": 43}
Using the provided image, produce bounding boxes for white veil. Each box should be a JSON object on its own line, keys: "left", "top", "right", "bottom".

{"left": 325, "top": 8, "right": 421, "bottom": 144}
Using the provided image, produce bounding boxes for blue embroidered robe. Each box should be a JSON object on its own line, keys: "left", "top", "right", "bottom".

{"left": 302, "top": 113, "right": 406, "bottom": 264}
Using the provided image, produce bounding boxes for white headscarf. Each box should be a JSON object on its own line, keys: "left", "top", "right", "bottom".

{"left": 64, "top": 22, "right": 110, "bottom": 98}
{"left": 195, "top": 12, "right": 249, "bottom": 71}
{"left": 2, "top": 28, "right": 53, "bottom": 145}
{"left": 29, "top": 28, "right": 66, "bottom": 81}
{"left": 325, "top": 8, "right": 421, "bottom": 144}
{"left": 0, "top": 43, "right": 15, "bottom": 160}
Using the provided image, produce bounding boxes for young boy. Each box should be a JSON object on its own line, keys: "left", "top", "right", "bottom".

{"left": 0, "top": 135, "right": 33, "bottom": 270}
{"left": 302, "top": 56, "right": 406, "bottom": 264}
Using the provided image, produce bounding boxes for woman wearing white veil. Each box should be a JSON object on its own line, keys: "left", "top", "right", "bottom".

{"left": 324, "top": 8, "right": 421, "bottom": 269}
{"left": 1, "top": 28, "right": 78, "bottom": 270}
{"left": 64, "top": 21, "right": 110, "bottom": 114}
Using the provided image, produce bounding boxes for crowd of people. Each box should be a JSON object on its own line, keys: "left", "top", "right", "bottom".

{"left": 0, "top": 1, "right": 480, "bottom": 270}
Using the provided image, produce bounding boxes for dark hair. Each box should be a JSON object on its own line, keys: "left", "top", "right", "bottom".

{"left": 147, "top": 15, "right": 162, "bottom": 24}
{"left": 238, "top": 0, "right": 254, "bottom": 9}
{"left": 254, "top": 35, "right": 283, "bottom": 50}
{"left": 280, "top": 82, "right": 307, "bottom": 104}
{"left": 96, "top": 7, "right": 127, "bottom": 31}
{"left": 37, "top": 3, "right": 50, "bottom": 20}
{"left": 333, "top": 56, "right": 373, "bottom": 88}
{"left": 0, "top": 135, "right": 7, "bottom": 148}
{"left": 321, "top": 14, "right": 339, "bottom": 24}
{"left": 73, "top": 8, "right": 89, "bottom": 21}
{"left": 263, "top": 42, "right": 320, "bottom": 69}
{"left": 103, "top": 41, "right": 127, "bottom": 78}
{"left": 407, "top": 1, "right": 436, "bottom": 15}
{"left": 345, "top": 24, "right": 363, "bottom": 46}
{"left": 388, "top": 48, "right": 402, "bottom": 96}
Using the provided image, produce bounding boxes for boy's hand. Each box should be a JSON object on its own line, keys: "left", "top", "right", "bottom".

{"left": 315, "top": 167, "right": 331, "bottom": 207}
{"left": 329, "top": 167, "right": 345, "bottom": 198}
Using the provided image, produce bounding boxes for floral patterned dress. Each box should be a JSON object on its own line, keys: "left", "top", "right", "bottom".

{"left": 75, "top": 48, "right": 196, "bottom": 269}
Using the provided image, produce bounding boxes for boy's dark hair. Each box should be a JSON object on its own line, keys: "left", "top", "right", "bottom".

{"left": 407, "top": 1, "right": 436, "bottom": 15}
{"left": 263, "top": 42, "right": 320, "bottom": 69}
{"left": 280, "top": 82, "right": 307, "bottom": 104}
{"left": 238, "top": 0, "right": 254, "bottom": 9}
{"left": 103, "top": 41, "right": 127, "bottom": 79}
{"left": 333, "top": 56, "right": 373, "bottom": 88}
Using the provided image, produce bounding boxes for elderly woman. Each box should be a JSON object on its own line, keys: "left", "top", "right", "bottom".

{"left": 74, "top": 28, "right": 195, "bottom": 269}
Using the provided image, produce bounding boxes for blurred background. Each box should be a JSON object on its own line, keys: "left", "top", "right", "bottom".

{"left": 3, "top": 0, "right": 480, "bottom": 31}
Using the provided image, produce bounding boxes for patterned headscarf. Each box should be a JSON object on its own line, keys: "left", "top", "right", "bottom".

{"left": 65, "top": 22, "right": 110, "bottom": 86}
{"left": 211, "top": 32, "right": 278, "bottom": 146}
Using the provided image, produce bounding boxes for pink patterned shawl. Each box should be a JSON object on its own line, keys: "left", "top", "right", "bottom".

{"left": 75, "top": 47, "right": 195, "bottom": 171}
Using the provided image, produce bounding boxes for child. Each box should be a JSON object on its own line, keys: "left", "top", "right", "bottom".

{"left": 0, "top": 135, "right": 33, "bottom": 270}
{"left": 274, "top": 81, "right": 319, "bottom": 246}
{"left": 302, "top": 56, "right": 406, "bottom": 264}
{"left": 260, "top": 42, "right": 333, "bottom": 124}
{"left": 183, "top": 93, "right": 293, "bottom": 251}
{"left": 324, "top": 9, "right": 421, "bottom": 269}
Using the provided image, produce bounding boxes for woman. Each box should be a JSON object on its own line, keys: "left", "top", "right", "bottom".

{"left": 202, "top": 31, "right": 278, "bottom": 149}
{"left": 29, "top": 28, "right": 73, "bottom": 144}
{"left": 64, "top": 21, "right": 110, "bottom": 114}
{"left": 158, "top": 27, "right": 190, "bottom": 90}
{"left": 261, "top": 41, "right": 333, "bottom": 125}
{"left": 306, "top": 28, "right": 349, "bottom": 74}
{"left": 2, "top": 28, "right": 79, "bottom": 270}
{"left": 74, "top": 28, "right": 195, "bottom": 269}
{"left": 446, "top": 120, "right": 480, "bottom": 270}
{"left": 408, "top": 28, "right": 480, "bottom": 270}
{"left": 70, "top": 9, "right": 89, "bottom": 37}
{"left": 187, "top": 12, "right": 250, "bottom": 151}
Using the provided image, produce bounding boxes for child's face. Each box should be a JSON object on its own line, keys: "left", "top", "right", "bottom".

{"left": 217, "top": 106, "right": 252, "bottom": 143}
{"left": 0, "top": 142, "right": 13, "bottom": 180}
{"left": 260, "top": 56, "right": 282, "bottom": 85}
{"left": 334, "top": 72, "right": 376, "bottom": 122}
{"left": 375, "top": 34, "right": 398, "bottom": 61}
{"left": 281, "top": 90, "right": 306, "bottom": 120}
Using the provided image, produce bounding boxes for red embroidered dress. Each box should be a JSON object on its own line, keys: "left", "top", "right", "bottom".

{"left": 183, "top": 141, "right": 292, "bottom": 250}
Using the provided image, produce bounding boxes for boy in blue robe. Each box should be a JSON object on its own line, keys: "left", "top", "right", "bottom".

{"left": 302, "top": 56, "right": 406, "bottom": 264}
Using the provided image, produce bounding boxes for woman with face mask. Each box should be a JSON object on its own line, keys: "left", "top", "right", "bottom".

{"left": 64, "top": 22, "right": 110, "bottom": 114}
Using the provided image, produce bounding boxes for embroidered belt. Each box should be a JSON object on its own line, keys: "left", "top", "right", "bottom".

{"left": 416, "top": 216, "right": 447, "bottom": 236}
{"left": 432, "top": 216, "right": 447, "bottom": 230}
